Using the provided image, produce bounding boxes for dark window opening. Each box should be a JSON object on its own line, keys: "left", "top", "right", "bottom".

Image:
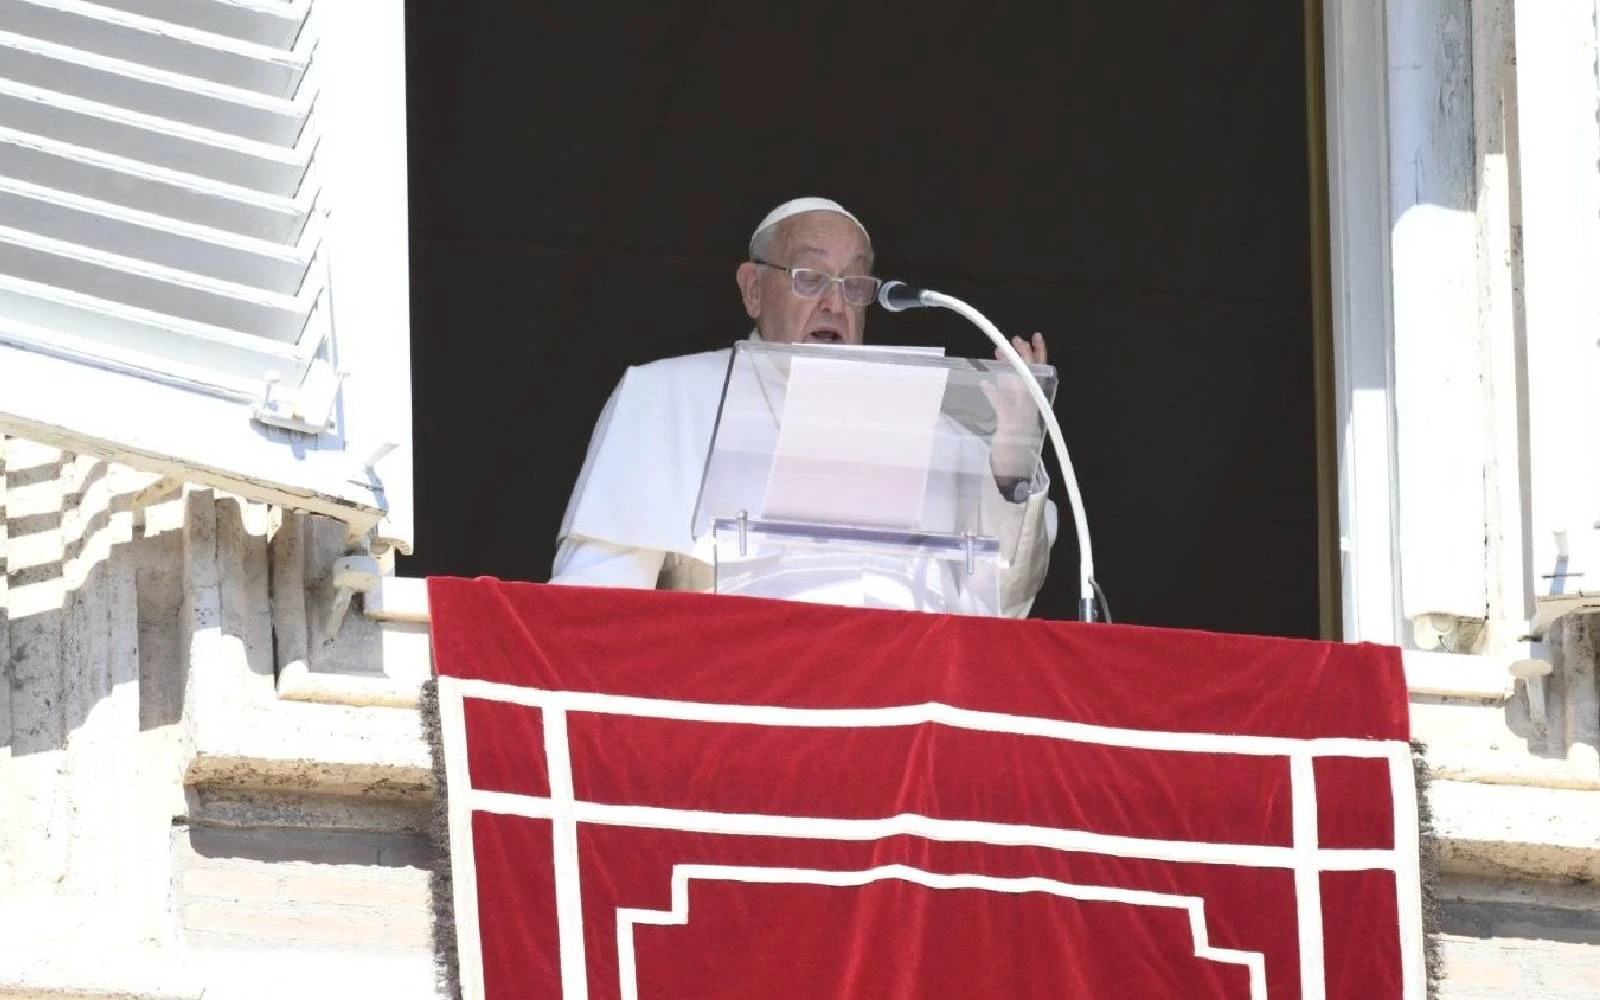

{"left": 401, "top": 1, "right": 1321, "bottom": 637}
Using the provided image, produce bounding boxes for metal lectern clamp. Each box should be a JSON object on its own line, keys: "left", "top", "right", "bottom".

{"left": 963, "top": 531, "right": 977, "bottom": 577}
{"left": 737, "top": 510, "right": 749, "bottom": 557}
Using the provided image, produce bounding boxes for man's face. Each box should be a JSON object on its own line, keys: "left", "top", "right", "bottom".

{"left": 737, "top": 211, "right": 873, "bottom": 345}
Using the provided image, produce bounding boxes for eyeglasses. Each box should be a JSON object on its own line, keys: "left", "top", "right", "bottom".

{"left": 752, "top": 259, "right": 881, "bottom": 307}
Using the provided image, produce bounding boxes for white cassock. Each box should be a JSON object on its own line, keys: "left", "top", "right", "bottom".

{"left": 552, "top": 344, "right": 1058, "bottom": 618}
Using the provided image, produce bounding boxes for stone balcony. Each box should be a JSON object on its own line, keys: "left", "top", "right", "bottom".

{"left": 2, "top": 440, "right": 1597, "bottom": 998}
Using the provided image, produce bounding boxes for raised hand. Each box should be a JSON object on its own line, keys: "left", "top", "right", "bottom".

{"left": 981, "top": 333, "right": 1050, "bottom": 486}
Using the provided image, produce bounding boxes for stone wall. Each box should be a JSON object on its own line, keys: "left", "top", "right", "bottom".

{"left": 0, "top": 437, "right": 434, "bottom": 999}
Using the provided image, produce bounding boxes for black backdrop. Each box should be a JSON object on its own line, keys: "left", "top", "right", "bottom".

{"left": 400, "top": 2, "right": 1320, "bottom": 637}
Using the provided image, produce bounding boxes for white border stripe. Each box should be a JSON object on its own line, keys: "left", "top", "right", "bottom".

{"left": 617, "top": 864, "right": 1268, "bottom": 1000}
{"left": 545, "top": 709, "right": 590, "bottom": 1000}
{"left": 1390, "top": 750, "right": 1425, "bottom": 1000}
{"left": 468, "top": 789, "right": 1399, "bottom": 873}
{"left": 450, "top": 678, "right": 1408, "bottom": 760}
{"left": 437, "top": 677, "right": 487, "bottom": 1000}
{"left": 615, "top": 907, "right": 643, "bottom": 1000}
{"left": 1292, "top": 754, "right": 1327, "bottom": 1000}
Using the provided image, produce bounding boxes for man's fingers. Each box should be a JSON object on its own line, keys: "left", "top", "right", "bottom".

{"left": 998, "top": 334, "right": 1050, "bottom": 365}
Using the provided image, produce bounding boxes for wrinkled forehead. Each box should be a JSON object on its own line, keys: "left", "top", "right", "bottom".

{"left": 781, "top": 212, "right": 873, "bottom": 267}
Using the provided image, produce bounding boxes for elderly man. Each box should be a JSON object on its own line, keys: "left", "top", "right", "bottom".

{"left": 552, "top": 197, "right": 1056, "bottom": 617}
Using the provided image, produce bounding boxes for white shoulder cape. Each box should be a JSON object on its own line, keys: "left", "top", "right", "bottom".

{"left": 557, "top": 347, "right": 734, "bottom": 558}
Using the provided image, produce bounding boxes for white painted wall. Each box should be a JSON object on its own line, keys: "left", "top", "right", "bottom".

{"left": 1514, "top": 0, "right": 1600, "bottom": 623}
{"left": 1387, "top": 0, "right": 1488, "bottom": 642}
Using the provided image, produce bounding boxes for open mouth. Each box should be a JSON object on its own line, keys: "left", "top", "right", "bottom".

{"left": 805, "top": 328, "right": 844, "bottom": 343}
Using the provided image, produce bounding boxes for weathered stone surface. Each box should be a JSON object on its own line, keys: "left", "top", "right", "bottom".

{"left": 1436, "top": 875, "right": 1600, "bottom": 998}
{"left": 176, "top": 822, "right": 433, "bottom": 952}
{"left": 1, "top": 448, "right": 442, "bottom": 998}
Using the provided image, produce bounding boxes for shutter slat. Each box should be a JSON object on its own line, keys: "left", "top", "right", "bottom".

{"left": 0, "top": 314, "right": 299, "bottom": 390}
{"left": 0, "top": 226, "right": 314, "bottom": 341}
{"left": 0, "top": 272, "right": 304, "bottom": 387}
{"left": 0, "top": 0, "right": 309, "bottom": 98}
{"left": 0, "top": 177, "right": 312, "bottom": 291}
{"left": 0, "top": 81, "right": 310, "bottom": 194}
{"left": 82, "top": 0, "right": 306, "bottom": 49}
{"left": 0, "top": 127, "right": 312, "bottom": 242}
{"left": 0, "top": 32, "right": 307, "bottom": 144}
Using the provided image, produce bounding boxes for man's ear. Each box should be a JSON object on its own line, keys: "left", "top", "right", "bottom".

{"left": 735, "top": 261, "right": 761, "bottom": 320}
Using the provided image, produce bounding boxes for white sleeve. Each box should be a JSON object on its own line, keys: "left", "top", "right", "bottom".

{"left": 549, "top": 535, "right": 667, "bottom": 590}
{"left": 983, "top": 461, "right": 1057, "bottom": 619}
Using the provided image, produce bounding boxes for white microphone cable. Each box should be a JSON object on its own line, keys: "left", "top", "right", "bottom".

{"left": 878, "top": 280, "right": 1105, "bottom": 622}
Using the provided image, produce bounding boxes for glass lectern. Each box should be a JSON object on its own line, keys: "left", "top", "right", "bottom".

{"left": 690, "top": 341, "right": 1056, "bottom": 616}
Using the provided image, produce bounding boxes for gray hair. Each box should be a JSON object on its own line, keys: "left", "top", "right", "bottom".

{"left": 748, "top": 221, "right": 784, "bottom": 262}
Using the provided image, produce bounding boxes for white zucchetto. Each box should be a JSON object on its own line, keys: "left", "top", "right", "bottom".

{"left": 749, "top": 197, "right": 870, "bottom": 255}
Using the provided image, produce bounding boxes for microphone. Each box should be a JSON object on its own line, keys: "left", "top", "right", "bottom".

{"left": 876, "top": 280, "right": 933, "bottom": 313}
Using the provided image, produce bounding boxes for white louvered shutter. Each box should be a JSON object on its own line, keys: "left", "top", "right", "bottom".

{"left": 0, "top": 0, "right": 413, "bottom": 549}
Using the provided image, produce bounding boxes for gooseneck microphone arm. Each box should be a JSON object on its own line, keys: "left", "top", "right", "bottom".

{"left": 877, "top": 280, "right": 1102, "bottom": 622}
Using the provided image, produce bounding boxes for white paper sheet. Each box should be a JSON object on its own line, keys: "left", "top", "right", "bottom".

{"left": 761, "top": 356, "right": 950, "bottom": 528}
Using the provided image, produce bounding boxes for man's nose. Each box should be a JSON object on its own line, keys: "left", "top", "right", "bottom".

{"left": 819, "top": 279, "right": 846, "bottom": 312}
